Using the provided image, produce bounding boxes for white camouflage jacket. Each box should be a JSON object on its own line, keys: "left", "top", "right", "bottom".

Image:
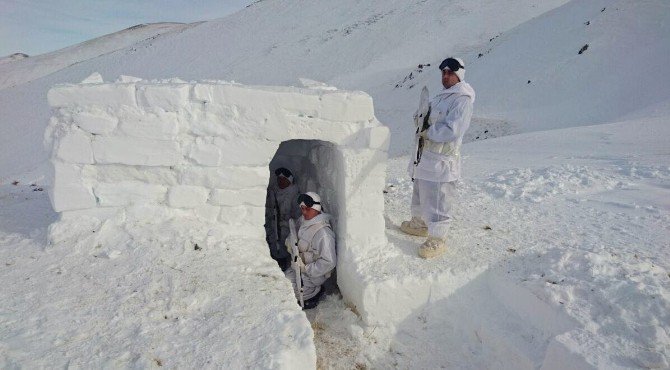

{"left": 409, "top": 81, "right": 476, "bottom": 182}
{"left": 296, "top": 213, "right": 336, "bottom": 283}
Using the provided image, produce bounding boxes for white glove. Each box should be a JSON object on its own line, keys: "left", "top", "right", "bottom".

{"left": 285, "top": 238, "right": 293, "bottom": 254}
{"left": 296, "top": 256, "right": 306, "bottom": 273}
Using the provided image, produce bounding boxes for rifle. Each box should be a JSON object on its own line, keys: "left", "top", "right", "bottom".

{"left": 288, "top": 218, "right": 304, "bottom": 307}
{"left": 411, "top": 86, "right": 431, "bottom": 181}
{"left": 274, "top": 195, "right": 281, "bottom": 257}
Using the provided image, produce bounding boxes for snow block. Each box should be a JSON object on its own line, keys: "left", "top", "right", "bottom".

{"left": 48, "top": 83, "right": 137, "bottom": 109}
{"left": 366, "top": 126, "right": 390, "bottom": 151}
{"left": 81, "top": 72, "right": 104, "bottom": 84}
{"left": 124, "top": 205, "right": 177, "bottom": 226}
{"left": 92, "top": 136, "right": 182, "bottom": 166}
{"left": 89, "top": 165, "right": 179, "bottom": 185}
{"left": 219, "top": 205, "right": 265, "bottom": 227}
{"left": 187, "top": 138, "right": 222, "bottom": 167}
{"left": 193, "top": 84, "right": 324, "bottom": 138}
{"left": 341, "top": 148, "right": 387, "bottom": 193}
{"left": 137, "top": 84, "right": 190, "bottom": 112}
{"left": 118, "top": 111, "right": 180, "bottom": 140}
{"left": 209, "top": 188, "right": 267, "bottom": 207}
{"left": 49, "top": 163, "right": 97, "bottom": 212}
{"left": 280, "top": 116, "right": 360, "bottom": 144}
{"left": 319, "top": 91, "right": 375, "bottom": 122}
{"left": 180, "top": 166, "right": 268, "bottom": 189}
{"left": 60, "top": 207, "right": 121, "bottom": 222}
{"left": 168, "top": 185, "right": 210, "bottom": 208}
{"left": 94, "top": 181, "right": 167, "bottom": 207}
{"left": 54, "top": 128, "right": 94, "bottom": 164}
{"left": 193, "top": 84, "right": 321, "bottom": 116}
{"left": 187, "top": 104, "right": 240, "bottom": 137}
{"left": 214, "top": 138, "right": 278, "bottom": 166}
{"left": 192, "top": 204, "right": 221, "bottom": 223}
{"left": 73, "top": 111, "right": 118, "bottom": 135}
{"left": 343, "top": 209, "right": 385, "bottom": 243}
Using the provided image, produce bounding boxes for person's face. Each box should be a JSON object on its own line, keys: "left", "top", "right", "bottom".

{"left": 300, "top": 205, "right": 319, "bottom": 220}
{"left": 441, "top": 69, "right": 459, "bottom": 89}
{"left": 277, "top": 176, "right": 291, "bottom": 189}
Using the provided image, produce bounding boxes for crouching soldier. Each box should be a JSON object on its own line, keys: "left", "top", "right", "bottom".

{"left": 285, "top": 192, "right": 336, "bottom": 309}
{"left": 265, "top": 167, "right": 301, "bottom": 270}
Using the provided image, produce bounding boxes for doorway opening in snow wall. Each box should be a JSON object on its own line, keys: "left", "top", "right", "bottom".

{"left": 264, "top": 140, "right": 343, "bottom": 282}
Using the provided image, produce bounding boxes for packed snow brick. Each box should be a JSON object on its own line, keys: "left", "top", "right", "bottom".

{"left": 319, "top": 91, "right": 375, "bottom": 122}
{"left": 73, "top": 110, "right": 118, "bottom": 135}
{"left": 47, "top": 83, "right": 137, "bottom": 109}
{"left": 366, "top": 126, "right": 391, "bottom": 150}
{"left": 54, "top": 127, "right": 94, "bottom": 164}
{"left": 192, "top": 204, "right": 222, "bottom": 223}
{"left": 168, "top": 185, "right": 210, "bottom": 208}
{"left": 219, "top": 205, "right": 265, "bottom": 226}
{"left": 187, "top": 138, "right": 222, "bottom": 166}
{"left": 117, "top": 110, "right": 180, "bottom": 140}
{"left": 49, "top": 162, "right": 96, "bottom": 212}
{"left": 209, "top": 188, "right": 267, "bottom": 207}
{"left": 179, "top": 166, "right": 268, "bottom": 189}
{"left": 137, "top": 83, "right": 191, "bottom": 112}
{"left": 94, "top": 181, "right": 167, "bottom": 207}
{"left": 213, "top": 138, "right": 277, "bottom": 166}
{"left": 92, "top": 136, "right": 182, "bottom": 166}
{"left": 90, "top": 165, "right": 180, "bottom": 185}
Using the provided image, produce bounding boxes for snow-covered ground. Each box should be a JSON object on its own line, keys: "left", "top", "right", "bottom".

{"left": 1, "top": 0, "right": 669, "bottom": 368}
{"left": 3, "top": 115, "right": 666, "bottom": 368}
{"left": 305, "top": 116, "right": 670, "bottom": 369}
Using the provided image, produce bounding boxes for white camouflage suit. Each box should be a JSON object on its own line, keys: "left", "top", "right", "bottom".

{"left": 285, "top": 213, "right": 337, "bottom": 300}
{"left": 265, "top": 183, "right": 301, "bottom": 260}
{"left": 407, "top": 81, "right": 476, "bottom": 239}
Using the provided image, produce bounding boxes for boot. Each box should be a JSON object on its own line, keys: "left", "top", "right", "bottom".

{"left": 400, "top": 216, "right": 428, "bottom": 237}
{"left": 302, "top": 288, "right": 324, "bottom": 310}
{"left": 418, "top": 236, "right": 446, "bottom": 259}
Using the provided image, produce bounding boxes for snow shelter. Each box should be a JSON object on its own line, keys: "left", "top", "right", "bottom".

{"left": 45, "top": 75, "right": 390, "bottom": 317}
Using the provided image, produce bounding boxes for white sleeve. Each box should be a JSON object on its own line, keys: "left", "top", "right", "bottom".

{"left": 427, "top": 95, "right": 473, "bottom": 143}
{"left": 304, "top": 229, "right": 336, "bottom": 278}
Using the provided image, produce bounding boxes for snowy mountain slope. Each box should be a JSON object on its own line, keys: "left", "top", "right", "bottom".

{"left": 0, "top": 23, "right": 195, "bottom": 90}
{"left": 0, "top": 0, "right": 571, "bottom": 179}
{"left": 468, "top": 0, "right": 670, "bottom": 131}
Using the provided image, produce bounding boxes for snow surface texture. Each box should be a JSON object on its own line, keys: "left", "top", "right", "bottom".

{"left": 41, "top": 75, "right": 390, "bottom": 368}
{"left": 1, "top": 0, "right": 669, "bottom": 368}
{"left": 299, "top": 117, "right": 669, "bottom": 369}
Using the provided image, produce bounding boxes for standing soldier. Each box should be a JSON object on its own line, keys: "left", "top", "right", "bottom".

{"left": 401, "top": 57, "right": 476, "bottom": 259}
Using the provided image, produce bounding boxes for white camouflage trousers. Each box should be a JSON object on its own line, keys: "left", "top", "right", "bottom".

{"left": 410, "top": 179, "right": 457, "bottom": 239}
{"left": 285, "top": 267, "right": 322, "bottom": 300}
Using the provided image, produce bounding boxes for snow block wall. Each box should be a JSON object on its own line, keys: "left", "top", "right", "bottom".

{"left": 45, "top": 76, "right": 390, "bottom": 316}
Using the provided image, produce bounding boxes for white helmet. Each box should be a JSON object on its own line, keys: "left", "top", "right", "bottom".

{"left": 298, "top": 191, "right": 322, "bottom": 212}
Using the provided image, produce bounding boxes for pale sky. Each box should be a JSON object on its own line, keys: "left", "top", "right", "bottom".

{"left": 0, "top": 0, "right": 254, "bottom": 57}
